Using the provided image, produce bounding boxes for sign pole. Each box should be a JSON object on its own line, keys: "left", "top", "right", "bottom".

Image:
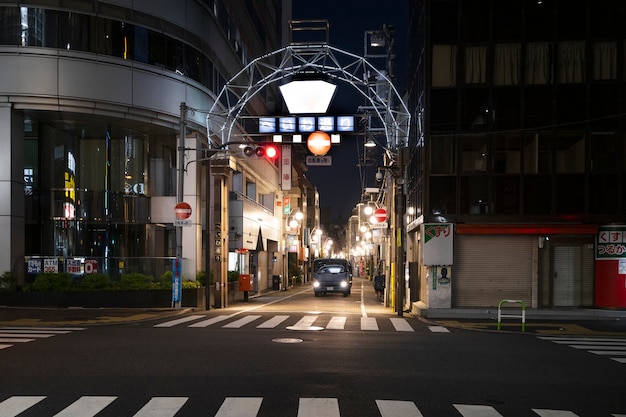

{"left": 174, "top": 102, "right": 187, "bottom": 309}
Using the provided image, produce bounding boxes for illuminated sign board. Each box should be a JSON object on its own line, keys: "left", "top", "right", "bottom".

{"left": 259, "top": 117, "right": 276, "bottom": 133}
{"left": 299, "top": 116, "right": 316, "bottom": 132}
{"left": 317, "top": 116, "right": 334, "bottom": 132}
{"left": 278, "top": 117, "right": 296, "bottom": 133}
{"left": 258, "top": 116, "right": 355, "bottom": 134}
{"left": 337, "top": 116, "right": 354, "bottom": 132}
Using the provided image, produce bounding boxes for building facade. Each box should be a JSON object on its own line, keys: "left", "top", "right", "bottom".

{"left": 0, "top": 0, "right": 293, "bottom": 302}
{"left": 406, "top": 0, "right": 626, "bottom": 312}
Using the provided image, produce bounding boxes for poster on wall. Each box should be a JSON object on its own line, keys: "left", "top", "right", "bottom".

{"left": 422, "top": 223, "right": 453, "bottom": 266}
{"left": 597, "top": 225, "right": 626, "bottom": 260}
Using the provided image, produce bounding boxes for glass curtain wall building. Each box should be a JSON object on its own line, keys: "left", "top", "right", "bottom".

{"left": 0, "top": 0, "right": 286, "bottom": 284}
{"left": 406, "top": 0, "right": 626, "bottom": 311}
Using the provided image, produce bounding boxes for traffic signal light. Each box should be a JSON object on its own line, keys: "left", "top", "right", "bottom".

{"left": 242, "top": 145, "right": 279, "bottom": 160}
{"left": 265, "top": 145, "right": 279, "bottom": 160}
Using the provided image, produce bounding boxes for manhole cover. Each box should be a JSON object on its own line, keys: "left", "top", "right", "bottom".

{"left": 272, "top": 338, "right": 304, "bottom": 344}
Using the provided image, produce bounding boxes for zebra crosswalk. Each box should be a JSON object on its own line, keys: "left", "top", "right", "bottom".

{"left": 0, "top": 326, "right": 85, "bottom": 351}
{"left": 538, "top": 336, "right": 626, "bottom": 363}
{"left": 0, "top": 395, "right": 622, "bottom": 416}
{"left": 153, "top": 314, "right": 443, "bottom": 333}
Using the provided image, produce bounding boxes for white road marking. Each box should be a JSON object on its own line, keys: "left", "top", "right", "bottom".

{"left": 297, "top": 398, "right": 340, "bottom": 417}
{"left": 153, "top": 315, "right": 205, "bottom": 327}
{"left": 214, "top": 397, "right": 263, "bottom": 417}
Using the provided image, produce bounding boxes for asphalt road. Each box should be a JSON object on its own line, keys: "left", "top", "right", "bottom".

{"left": 1, "top": 279, "right": 626, "bottom": 416}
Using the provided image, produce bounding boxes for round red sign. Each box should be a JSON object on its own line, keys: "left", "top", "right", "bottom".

{"left": 307, "top": 131, "right": 331, "bottom": 156}
{"left": 175, "top": 202, "right": 192, "bottom": 220}
{"left": 373, "top": 208, "right": 387, "bottom": 223}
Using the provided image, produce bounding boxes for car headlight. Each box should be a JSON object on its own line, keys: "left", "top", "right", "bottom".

{"left": 340, "top": 280, "right": 347, "bottom": 288}
{"left": 313, "top": 281, "right": 320, "bottom": 288}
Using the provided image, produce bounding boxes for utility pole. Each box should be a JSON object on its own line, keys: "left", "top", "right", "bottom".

{"left": 173, "top": 102, "right": 187, "bottom": 309}
{"left": 395, "top": 147, "right": 406, "bottom": 317}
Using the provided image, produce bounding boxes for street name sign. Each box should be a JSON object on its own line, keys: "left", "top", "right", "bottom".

{"left": 306, "top": 155, "right": 332, "bottom": 166}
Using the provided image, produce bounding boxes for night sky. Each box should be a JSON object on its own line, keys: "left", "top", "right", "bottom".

{"left": 291, "top": 0, "right": 408, "bottom": 223}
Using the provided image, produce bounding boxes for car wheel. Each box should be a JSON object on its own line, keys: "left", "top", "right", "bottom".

{"left": 314, "top": 291, "right": 319, "bottom": 297}
{"left": 343, "top": 291, "right": 349, "bottom": 297}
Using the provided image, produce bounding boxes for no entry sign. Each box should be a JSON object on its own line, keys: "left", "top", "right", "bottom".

{"left": 373, "top": 208, "right": 387, "bottom": 223}
{"left": 175, "top": 202, "right": 192, "bottom": 220}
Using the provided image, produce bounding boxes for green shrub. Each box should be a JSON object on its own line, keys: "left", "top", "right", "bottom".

{"left": 77, "top": 274, "right": 113, "bottom": 290}
{"left": 182, "top": 280, "right": 200, "bottom": 289}
{"left": 198, "top": 270, "right": 216, "bottom": 285}
{"left": 227, "top": 270, "right": 240, "bottom": 282}
{"left": 119, "top": 273, "right": 156, "bottom": 290}
{"left": 159, "top": 271, "right": 173, "bottom": 289}
{"left": 0, "top": 271, "right": 16, "bottom": 291}
{"left": 31, "top": 272, "right": 72, "bottom": 292}
{"left": 196, "top": 271, "right": 205, "bottom": 286}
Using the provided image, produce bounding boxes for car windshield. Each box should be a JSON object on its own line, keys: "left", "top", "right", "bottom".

{"left": 319, "top": 265, "right": 344, "bottom": 274}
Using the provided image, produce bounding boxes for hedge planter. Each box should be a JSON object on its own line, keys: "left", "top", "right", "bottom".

{"left": 0, "top": 288, "right": 206, "bottom": 309}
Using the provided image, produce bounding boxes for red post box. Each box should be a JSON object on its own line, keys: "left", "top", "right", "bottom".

{"left": 238, "top": 274, "right": 252, "bottom": 292}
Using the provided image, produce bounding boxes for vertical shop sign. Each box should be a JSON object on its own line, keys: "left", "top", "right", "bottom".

{"left": 422, "top": 223, "right": 453, "bottom": 266}
{"left": 281, "top": 145, "right": 292, "bottom": 191}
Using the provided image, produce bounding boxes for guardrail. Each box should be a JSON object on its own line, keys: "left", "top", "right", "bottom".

{"left": 497, "top": 299, "right": 526, "bottom": 332}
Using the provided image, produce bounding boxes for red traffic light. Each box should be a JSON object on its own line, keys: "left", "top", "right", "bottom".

{"left": 265, "top": 145, "right": 279, "bottom": 159}
{"left": 242, "top": 145, "right": 279, "bottom": 160}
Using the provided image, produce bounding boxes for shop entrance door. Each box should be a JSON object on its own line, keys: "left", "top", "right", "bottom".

{"left": 552, "top": 246, "right": 581, "bottom": 306}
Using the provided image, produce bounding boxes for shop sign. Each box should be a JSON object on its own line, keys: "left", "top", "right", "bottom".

{"left": 423, "top": 223, "right": 453, "bottom": 266}
{"left": 597, "top": 225, "right": 626, "bottom": 259}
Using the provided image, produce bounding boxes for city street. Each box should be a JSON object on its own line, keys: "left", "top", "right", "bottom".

{"left": 1, "top": 278, "right": 625, "bottom": 416}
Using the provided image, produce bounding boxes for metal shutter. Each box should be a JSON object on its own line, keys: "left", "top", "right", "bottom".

{"left": 453, "top": 235, "right": 534, "bottom": 307}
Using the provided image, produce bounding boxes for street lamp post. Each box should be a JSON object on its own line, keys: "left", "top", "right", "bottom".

{"left": 394, "top": 148, "right": 406, "bottom": 317}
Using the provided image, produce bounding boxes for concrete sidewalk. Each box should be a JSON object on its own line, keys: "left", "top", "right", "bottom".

{"left": 0, "top": 306, "right": 189, "bottom": 326}
{"left": 412, "top": 303, "right": 626, "bottom": 336}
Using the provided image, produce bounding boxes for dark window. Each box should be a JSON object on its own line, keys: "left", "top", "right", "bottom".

{"left": 590, "top": 174, "right": 619, "bottom": 214}
{"left": 493, "top": 176, "right": 520, "bottom": 214}
{"left": 429, "top": 176, "right": 456, "bottom": 215}
{"left": 493, "top": 87, "right": 521, "bottom": 130}
{"left": 462, "top": 88, "right": 489, "bottom": 130}
{"left": 431, "top": 0, "right": 458, "bottom": 43}
{"left": 461, "top": 0, "right": 489, "bottom": 42}
{"left": 554, "top": 133, "right": 584, "bottom": 173}
{"left": 0, "top": 6, "right": 21, "bottom": 45}
{"left": 493, "top": 135, "right": 521, "bottom": 174}
{"left": 58, "top": 12, "right": 92, "bottom": 52}
{"left": 590, "top": 84, "right": 619, "bottom": 129}
{"left": 430, "top": 90, "right": 457, "bottom": 131}
{"left": 557, "top": 0, "right": 586, "bottom": 39}
{"left": 523, "top": 133, "right": 552, "bottom": 174}
{"left": 431, "top": 135, "right": 455, "bottom": 174}
{"left": 589, "top": 133, "right": 618, "bottom": 172}
{"left": 555, "top": 174, "right": 585, "bottom": 214}
{"left": 524, "top": 175, "right": 552, "bottom": 214}
{"left": 460, "top": 175, "right": 489, "bottom": 214}
{"left": 494, "top": 0, "right": 521, "bottom": 41}
{"left": 590, "top": 0, "right": 619, "bottom": 38}
{"left": 524, "top": 86, "right": 552, "bottom": 128}
{"left": 525, "top": 0, "right": 553, "bottom": 41}
{"left": 460, "top": 136, "right": 488, "bottom": 172}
